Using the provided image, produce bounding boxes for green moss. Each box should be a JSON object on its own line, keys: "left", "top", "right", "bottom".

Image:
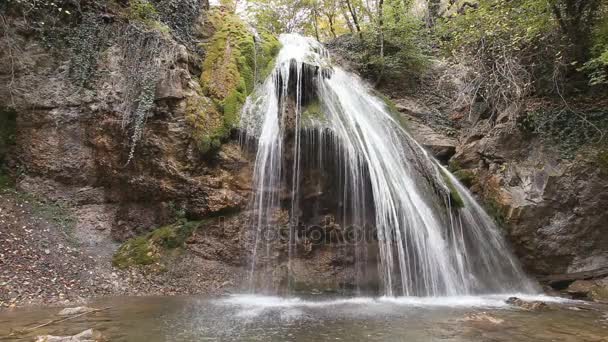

{"left": 373, "top": 91, "right": 409, "bottom": 129}
{"left": 257, "top": 31, "right": 281, "bottom": 81}
{"left": 112, "top": 236, "right": 157, "bottom": 269}
{"left": 128, "top": 0, "right": 158, "bottom": 24}
{"left": 0, "top": 172, "right": 11, "bottom": 190}
{"left": 185, "top": 95, "right": 224, "bottom": 154}
{"left": 0, "top": 108, "right": 16, "bottom": 166}
{"left": 197, "top": 10, "right": 255, "bottom": 150}
{"left": 453, "top": 169, "right": 477, "bottom": 188}
{"left": 448, "top": 160, "right": 462, "bottom": 172}
{"left": 193, "top": 10, "right": 280, "bottom": 154}
{"left": 302, "top": 99, "right": 327, "bottom": 123}
{"left": 597, "top": 149, "right": 608, "bottom": 174}
{"left": 485, "top": 196, "right": 506, "bottom": 228}
{"left": 126, "top": 0, "right": 171, "bottom": 35}
{"left": 112, "top": 220, "right": 201, "bottom": 269}
{"left": 440, "top": 169, "right": 465, "bottom": 209}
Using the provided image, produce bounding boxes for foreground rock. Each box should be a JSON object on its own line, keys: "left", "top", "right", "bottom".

{"left": 462, "top": 312, "right": 504, "bottom": 325}
{"left": 506, "top": 297, "right": 548, "bottom": 311}
{"left": 35, "top": 329, "right": 104, "bottom": 342}
{"left": 566, "top": 278, "right": 608, "bottom": 302}
{"left": 57, "top": 307, "right": 97, "bottom": 316}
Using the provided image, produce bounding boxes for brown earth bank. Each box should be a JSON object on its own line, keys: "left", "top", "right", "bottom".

{"left": 1, "top": 2, "right": 608, "bottom": 309}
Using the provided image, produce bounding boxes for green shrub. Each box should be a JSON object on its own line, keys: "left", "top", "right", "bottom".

{"left": 127, "top": 0, "right": 170, "bottom": 34}
{"left": 128, "top": 0, "right": 159, "bottom": 24}
{"left": 580, "top": 13, "right": 608, "bottom": 85}
{"left": 453, "top": 169, "right": 477, "bottom": 188}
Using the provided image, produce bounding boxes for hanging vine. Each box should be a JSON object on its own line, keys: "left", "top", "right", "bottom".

{"left": 115, "top": 24, "right": 176, "bottom": 165}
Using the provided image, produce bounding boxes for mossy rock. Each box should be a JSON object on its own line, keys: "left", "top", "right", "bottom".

{"left": 189, "top": 9, "right": 280, "bottom": 154}
{"left": 590, "top": 283, "right": 608, "bottom": 302}
{"left": 112, "top": 220, "right": 201, "bottom": 269}
{"left": 302, "top": 99, "right": 327, "bottom": 123}
{"left": 112, "top": 236, "right": 157, "bottom": 269}
{"left": 256, "top": 31, "right": 281, "bottom": 81}
{"left": 126, "top": 0, "right": 170, "bottom": 34}
{"left": 484, "top": 196, "right": 507, "bottom": 227}
{"left": 597, "top": 149, "right": 608, "bottom": 175}
{"left": 440, "top": 169, "right": 465, "bottom": 209}
{"left": 372, "top": 91, "right": 409, "bottom": 129}
{"left": 200, "top": 9, "right": 256, "bottom": 131}
{"left": 448, "top": 160, "right": 462, "bottom": 172}
{"left": 0, "top": 172, "right": 12, "bottom": 190}
{"left": 453, "top": 169, "right": 477, "bottom": 188}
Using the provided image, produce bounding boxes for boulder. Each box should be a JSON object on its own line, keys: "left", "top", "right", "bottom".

{"left": 35, "top": 329, "right": 104, "bottom": 342}
{"left": 155, "top": 68, "right": 186, "bottom": 100}
{"left": 57, "top": 307, "right": 97, "bottom": 316}
{"left": 506, "top": 297, "right": 548, "bottom": 311}
{"left": 566, "top": 278, "right": 608, "bottom": 302}
{"left": 462, "top": 312, "right": 504, "bottom": 325}
{"left": 401, "top": 114, "right": 458, "bottom": 164}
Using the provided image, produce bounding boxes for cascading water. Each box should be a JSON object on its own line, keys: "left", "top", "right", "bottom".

{"left": 240, "top": 34, "right": 538, "bottom": 297}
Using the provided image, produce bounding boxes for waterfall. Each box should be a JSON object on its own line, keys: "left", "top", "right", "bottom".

{"left": 239, "top": 34, "right": 538, "bottom": 297}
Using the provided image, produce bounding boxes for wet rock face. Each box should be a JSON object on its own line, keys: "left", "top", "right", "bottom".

{"left": 450, "top": 120, "right": 608, "bottom": 276}
{"left": 0, "top": 14, "right": 253, "bottom": 241}
{"left": 566, "top": 278, "right": 608, "bottom": 302}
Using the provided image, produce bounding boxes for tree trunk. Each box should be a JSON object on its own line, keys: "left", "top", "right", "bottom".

{"left": 375, "top": 0, "right": 385, "bottom": 86}
{"left": 344, "top": 0, "right": 362, "bottom": 38}
{"left": 327, "top": 14, "right": 337, "bottom": 38}
{"left": 312, "top": 6, "right": 320, "bottom": 41}
{"left": 427, "top": 0, "right": 441, "bottom": 27}
{"left": 340, "top": 4, "right": 355, "bottom": 33}
{"left": 551, "top": 0, "right": 601, "bottom": 62}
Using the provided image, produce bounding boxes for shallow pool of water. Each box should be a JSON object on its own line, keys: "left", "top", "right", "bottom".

{"left": 1, "top": 294, "right": 607, "bottom": 341}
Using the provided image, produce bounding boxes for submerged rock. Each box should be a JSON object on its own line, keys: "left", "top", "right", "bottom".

{"left": 463, "top": 312, "right": 504, "bottom": 325}
{"left": 35, "top": 329, "right": 104, "bottom": 342}
{"left": 506, "top": 297, "right": 548, "bottom": 311}
{"left": 57, "top": 307, "right": 97, "bottom": 316}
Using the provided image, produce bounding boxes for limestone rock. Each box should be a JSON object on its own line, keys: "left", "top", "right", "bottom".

{"left": 566, "top": 278, "right": 608, "bottom": 302}
{"left": 35, "top": 329, "right": 104, "bottom": 342}
{"left": 402, "top": 114, "right": 458, "bottom": 164}
{"left": 58, "top": 306, "right": 96, "bottom": 316}
{"left": 451, "top": 118, "right": 608, "bottom": 276}
{"left": 156, "top": 68, "right": 186, "bottom": 100}
{"left": 463, "top": 312, "right": 504, "bottom": 325}
{"left": 506, "top": 297, "right": 548, "bottom": 311}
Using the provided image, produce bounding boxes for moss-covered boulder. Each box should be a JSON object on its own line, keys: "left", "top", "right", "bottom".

{"left": 186, "top": 8, "right": 281, "bottom": 153}
{"left": 112, "top": 220, "right": 201, "bottom": 269}
{"left": 453, "top": 169, "right": 477, "bottom": 188}
{"left": 440, "top": 169, "right": 465, "bottom": 208}
{"left": 187, "top": 9, "right": 280, "bottom": 154}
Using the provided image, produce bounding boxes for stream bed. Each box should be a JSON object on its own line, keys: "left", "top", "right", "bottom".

{"left": 1, "top": 294, "right": 607, "bottom": 341}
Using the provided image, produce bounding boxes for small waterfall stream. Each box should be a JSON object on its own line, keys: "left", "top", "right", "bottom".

{"left": 240, "top": 34, "right": 538, "bottom": 297}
